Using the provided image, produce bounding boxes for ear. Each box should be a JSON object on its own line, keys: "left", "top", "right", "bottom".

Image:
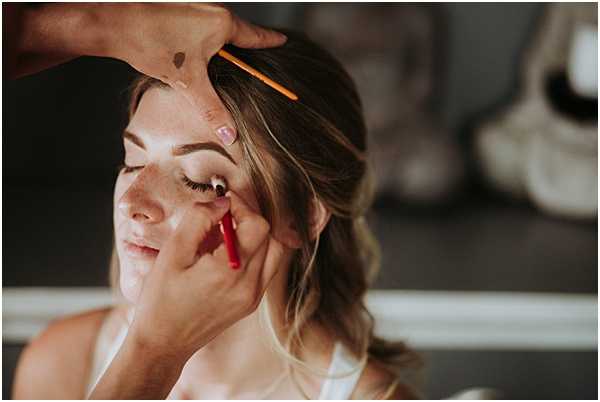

{"left": 274, "top": 198, "right": 331, "bottom": 250}
{"left": 308, "top": 197, "right": 332, "bottom": 241}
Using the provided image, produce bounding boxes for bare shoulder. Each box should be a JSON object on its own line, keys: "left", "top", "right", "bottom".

{"left": 351, "top": 358, "right": 421, "bottom": 400}
{"left": 12, "top": 305, "right": 125, "bottom": 399}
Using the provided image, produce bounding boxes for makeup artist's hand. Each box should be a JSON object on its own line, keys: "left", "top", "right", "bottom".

{"left": 6, "top": 3, "right": 286, "bottom": 145}
{"left": 127, "top": 191, "right": 285, "bottom": 362}
{"left": 108, "top": 3, "right": 287, "bottom": 146}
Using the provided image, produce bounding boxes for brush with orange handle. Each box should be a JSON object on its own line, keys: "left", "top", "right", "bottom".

{"left": 217, "top": 49, "right": 298, "bottom": 101}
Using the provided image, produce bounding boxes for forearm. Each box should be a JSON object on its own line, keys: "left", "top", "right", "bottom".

{"left": 18, "top": 3, "right": 113, "bottom": 57}
{"left": 7, "top": 3, "right": 129, "bottom": 78}
{"left": 87, "top": 332, "right": 187, "bottom": 399}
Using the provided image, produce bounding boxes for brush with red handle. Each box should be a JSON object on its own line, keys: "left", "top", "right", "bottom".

{"left": 211, "top": 175, "right": 241, "bottom": 269}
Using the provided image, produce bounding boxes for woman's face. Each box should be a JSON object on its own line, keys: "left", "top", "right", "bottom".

{"left": 114, "top": 87, "right": 257, "bottom": 304}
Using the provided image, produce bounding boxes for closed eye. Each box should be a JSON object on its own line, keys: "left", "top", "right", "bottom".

{"left": 181, "top": 175, "right": 213, "bottom": 192}
{"left": 118, "top": 163, "right": 143, "bottom": 174}
{"left": 119, "top": 163, "right": 214, "bottom": 193}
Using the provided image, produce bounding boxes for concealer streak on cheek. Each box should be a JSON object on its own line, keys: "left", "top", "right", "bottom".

{"left": 121, "top": 270, "right": 144, "bottom": 304}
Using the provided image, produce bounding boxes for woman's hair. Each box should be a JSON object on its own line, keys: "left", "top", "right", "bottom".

{"left": 110, "top": 30, "right": 424, "bottom": 399}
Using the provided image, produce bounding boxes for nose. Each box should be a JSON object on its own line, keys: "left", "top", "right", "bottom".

{"left": 118, "top": 184, "right": 165, "bottom": 224}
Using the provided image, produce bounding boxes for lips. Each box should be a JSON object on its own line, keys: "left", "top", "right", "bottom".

{"left": 121, "top": 224, "right": 223, "bottom": 262}
{"left": 123, "top": 239, "right": 160, "bottom": 259}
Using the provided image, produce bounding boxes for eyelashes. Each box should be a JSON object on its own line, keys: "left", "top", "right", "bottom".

{"left": 119, "top": 164, "right": 142, "bottom": 174}
{"left": 118, "top": 164, "right": 214, "bottom": 193}
{"left": 181, "top": 175, "right": 213, "bottom": 192}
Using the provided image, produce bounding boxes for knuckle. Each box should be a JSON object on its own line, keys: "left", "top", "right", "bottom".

{"left": 213, "top": 245, "right": 228, "bottom": 261}
{"left": 240, "top": 286, "right": 260, "bottom": 313}
{"left": 197, "top": 253, "right": 216, "bottom": 269}
{"left": 221, "top": 7, "right": 234, "bottom": 22}
{"left": 255, "top": 28, "right": 266, "bottom": 42}
{"left": 224, "top": 265, "right": 239, "bottom": 282}
{"left": 250, "top": 289, "right": 263, "bottom": 312}
{"left": 192, "top": 203, "right": 215, "bottom": 231}
{"left": 193, "top": 201, "right": 215, "bottom": 214}
{"left": 214, "top": 7, "right": 233, "bottom": 29}
{"left": 192, "top": 201, "right": 210, "bottom": 213}
{"left": 254, "top": 217, "right": 271, "bottom": 237}
{"left": 199, "top": 107, "right": 220, "bottom": 124}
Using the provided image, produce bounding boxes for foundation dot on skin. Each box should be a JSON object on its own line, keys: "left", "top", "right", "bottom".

{"left": 173, "top": 52, "right": 186, "bottom": 69}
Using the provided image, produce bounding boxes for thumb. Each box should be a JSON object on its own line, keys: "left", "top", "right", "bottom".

{"left": 177, "top": 69, "right": 237, "bottom": 146}
{"left": 228, "top": 16, "right": 287, "bottom": 49}
{"left": 161, "top": 198, "right": 231, "bottom": 269}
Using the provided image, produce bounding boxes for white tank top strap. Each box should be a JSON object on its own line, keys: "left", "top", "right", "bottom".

{"left": 84, "top": 307, "right": 133, "bottom": 399}
{"left": 317, "top": 342, "right": 366, "bottom": 400}
{"left": 85, "top": 310, "right": 365, "bottom": 400}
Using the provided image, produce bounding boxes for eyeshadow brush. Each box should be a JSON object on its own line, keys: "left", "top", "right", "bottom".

{"left": 217, "top": 49, "right": 299, "bottom": 101}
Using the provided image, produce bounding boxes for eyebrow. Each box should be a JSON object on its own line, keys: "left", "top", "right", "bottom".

{"left": 123, "top": 130, "right": 237, "bottom": 165}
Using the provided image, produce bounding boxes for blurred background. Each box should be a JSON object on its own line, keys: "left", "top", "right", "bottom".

{"left": 3, "top": 3, "right": 598, "bottom": 399}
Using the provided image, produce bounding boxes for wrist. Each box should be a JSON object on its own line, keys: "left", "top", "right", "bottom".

{"left": 88, "top": 3, "right": 137, "bottom": 59}
{"left": 126, "top": 324, "right": 193, "bottom": 369}
{"left": 18, "top": 3, "right": 114, "bottom": 58}
{"left": 120, "top": 331, "right": 187, "bottom": 396}
{"left": 88, "top": 330, "right": 187, "bottom": 399}
{"left": 126, "top": 330, "right": 189, "bottom": 368}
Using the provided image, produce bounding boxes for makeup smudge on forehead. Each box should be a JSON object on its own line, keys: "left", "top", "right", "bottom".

{"left": 173, "top": 52, "right": 186, "bottom": 69}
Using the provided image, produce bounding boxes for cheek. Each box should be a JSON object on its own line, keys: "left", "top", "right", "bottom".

{"left": 113, "top": 174, "right": 129, "bottom": 224}
{"left": 114, "top": 240, "right": 141, "bottom": 302}
{"left": 115, "top": 221, "right": 222, "bottom": 306}
{"left": 114, "top": 174, "right": 126, "bottom": 199}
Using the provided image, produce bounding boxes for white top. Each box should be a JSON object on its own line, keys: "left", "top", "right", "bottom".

{"left": 317, "top": 342, "right": 365, "bottom": 399}
{"left": 85, "top": 309, "right": 365, "bottom": 399}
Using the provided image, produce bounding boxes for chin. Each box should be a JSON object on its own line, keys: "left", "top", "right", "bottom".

{"left": 119, "top": 265, "right": 145, "bottom": 304}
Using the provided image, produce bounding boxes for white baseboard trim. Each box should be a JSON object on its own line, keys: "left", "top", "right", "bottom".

{"left": 366, "top": 290, "right": 597, "bottom": 350}
{"left": 2, "top": 287, "right": 597, "bottom": 350}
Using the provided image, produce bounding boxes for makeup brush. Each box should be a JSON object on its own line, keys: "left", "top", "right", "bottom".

{"left": 217, "top": 49, "right": 299, "bottom": 101}
{"left": 211, "top": 175, "right": 241, "bottom": 269}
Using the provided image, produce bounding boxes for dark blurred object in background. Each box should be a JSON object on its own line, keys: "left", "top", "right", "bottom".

{"left": 474, "top": 3, "right": 597, "bottom": 220}
{"left": 304, "top": 4, "right": 466, "bottom": 206}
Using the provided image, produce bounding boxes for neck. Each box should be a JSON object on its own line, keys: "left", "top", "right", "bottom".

{"left": 177, "top": 310, "right": 286, "bottom": 399}
{"left": 178, "top": 314, "right": 335, "bottom": 399}
{"left": 176, "top": 258, "right": 286, "bottom": 398}
{"left": 122, "top": 250, "right": 339, "bottom": 399}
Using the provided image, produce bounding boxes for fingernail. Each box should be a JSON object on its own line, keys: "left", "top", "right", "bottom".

{"left": 216, "top": 126, "right": 236, "bottom": 146}
{"left": 214, "top": 196, "right": 229, "bottom": 209}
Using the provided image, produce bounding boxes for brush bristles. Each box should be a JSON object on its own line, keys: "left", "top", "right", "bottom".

{"left": 210, "top": 175, "right": 227, "bottom": 196}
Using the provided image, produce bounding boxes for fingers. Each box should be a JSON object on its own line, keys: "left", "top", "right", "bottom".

{"left": 167, "top": 10, "right": 286, "bottom": 147}
{"left": 190, "top": 191, "right": 285, "bottom": 315}
{"left": 223, "top": 191, "right": 284, "bottom": 293}
{"left": 224, "top": 191, "right": 271, "bottom": 268}
{"left": 175, "top": 69, "right": 237, "bottom": 146}
{"left": 160, "top": 198, "right": 230, "bottom": 269}
{"left": 260, "top": 236, "right": 285, "bottom": 290}
{"left": 228, "top": 16, "right": 287, "bottom": 49}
